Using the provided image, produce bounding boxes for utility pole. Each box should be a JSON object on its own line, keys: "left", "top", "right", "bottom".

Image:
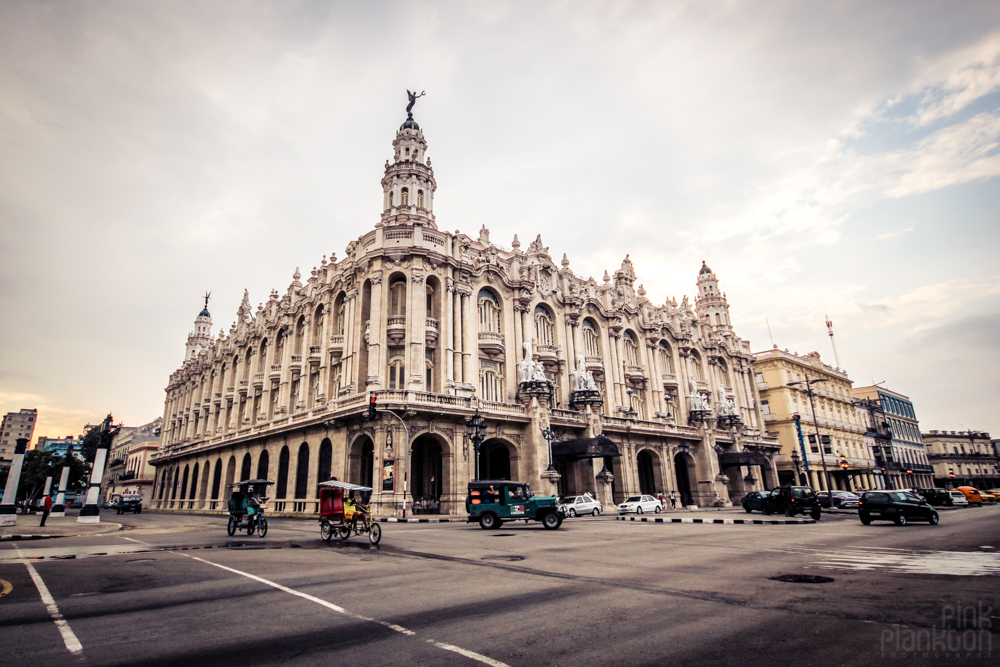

{"left": 788, "top": 375, "right": 833, "bottom": 494}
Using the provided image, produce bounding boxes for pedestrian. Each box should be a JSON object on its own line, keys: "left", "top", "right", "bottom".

{"left": 39, "top": 493, "right": 53, "bottom": 527}
{"left": 669, "top": 490, "right": 677, "bottom": 510}
{"left": 657, "top": 492, "right": 665, "bottom": 508}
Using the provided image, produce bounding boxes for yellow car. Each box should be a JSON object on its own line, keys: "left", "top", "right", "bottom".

{"left": 978, "top": 490, "right": 998, "bottom": 503}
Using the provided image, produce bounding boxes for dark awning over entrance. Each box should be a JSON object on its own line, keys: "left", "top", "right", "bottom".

{"left": 718, "top": 450, "right": 772, "bottom": 468}
{"left": 552, "top": 435, "right": 621, "bottom": 461}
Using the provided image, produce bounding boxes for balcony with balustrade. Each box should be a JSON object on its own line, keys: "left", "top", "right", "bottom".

{"left": 478, "top": 330, "right": 504, "bottom": 356}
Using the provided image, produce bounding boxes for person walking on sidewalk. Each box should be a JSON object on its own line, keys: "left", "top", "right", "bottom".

{"left": 39, "top": 493, "right": 53, "bottom": 527}
{"left": 669, "top": 491, "right": 677, "bottom": 510}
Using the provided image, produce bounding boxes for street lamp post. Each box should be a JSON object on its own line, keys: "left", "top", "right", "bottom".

{"left": 791, "top": 449, "right": 803, "bottom": 485}
{"left": 788, "top": 375, "right": 834, "bottom": 495}
{"left": 466, "top": 407, "right": 486, "bottom": 480}
{"left": 541, "top": 427, "right": 557, "bottom": 473}
{"left": 79, "top": 414, "right": 119, "bottom": 524}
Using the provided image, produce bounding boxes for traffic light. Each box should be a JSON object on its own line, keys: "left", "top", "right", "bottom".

{"left": 839, "top": 455, "right": 848, "bottom": 470}
{"left": 948, "top": 468, "right": 955, "bottom": 478}
{"left": 367, "top": 395, "right": 377, "bottom": 421}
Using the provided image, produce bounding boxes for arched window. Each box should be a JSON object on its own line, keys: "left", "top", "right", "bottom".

{"left": 425, "top": 352, "right": 435, "bottom": 392}
{"left": 689, "top": 351, "right": 704, "bottom": 381}
{"left": 715, "top": 313, "right": 722, "bottom": 325}
{"left": 276, "top": 446, "right": 290, "bottom": 499}
{"left": 583, "top": 319, "right": 600, "bottom": 357}
{"left": 190, "top": 462, "right": 200, "bottom": 500}
{"left": 658, "top": 342, "right": 673, "bottom": 374}
{"left": 534, "top": 304, "right": 554, "bottom": 346}
{"left": 480, "top": 359, "right": 503, "bottom": 402}
{"left": 622, "top": 331, "right": 639, "bottom": 366}
{"left": 318, "top": 439, "right": 333, "bottom": 483}
{"left": 274, "top": 331, "right": 285, "bottom": 363}
{"left": 171, "top": 468, "right": 180, "bottom": 500}
{"left": 312, "top": 305, "right": 324, "bottom": 347}
{"left": 256, "top": 450, "right": 269, "bottom": 480}
{"left": 334, "top": 293, "right": 346, "bottom": 336}
{"left": 179, "top": 465, "right": 189, "bottom": 500}
{"left": 478, "top": 289, "right": 502, "bottom": 333}
{"left": 630, "top": 393, "right": 645, "bottom": 420}
{"left": 388, "top": 348, "right": 406, "bottom": 390}
{"left": 211, "top": 458, "right": 222, "bottom": 499}
{"left": 295, "top": 442, "right": 310, "bottom": 499}
{"left": 400, "top": 187, "right": 409, "bottom": 206}
{"left": 240, "top": 453, "right": 252, "bottom": 481}
{"left": 417, "top": 189, "right": 424, "bottom": 208}
{"left": 389, "top": 276, "right": 407, "bottom": 317}
{"left": 295, "top": 316, "right": 306, "bottom": 354}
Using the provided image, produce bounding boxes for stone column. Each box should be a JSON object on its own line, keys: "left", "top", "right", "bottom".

{"left": 444, "top": 279, "right": 455, "bottom": 390}
{"left": 0, "top": 438, "right": 28, "bottom": 526}
{"left": 367, "top": 272, "right": 385, "bottom": 387}
{"left": 409, "top": 270, "right": 426, "bottom": 390}
{"left": 461, "top": 288, "right": 474, "bottom": 392}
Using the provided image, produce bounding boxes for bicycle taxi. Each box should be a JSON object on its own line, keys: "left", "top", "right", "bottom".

{"left": 227, "top": 479, "right": 273, "bottom": 537}
{"left": 317, "top": 479, "right": 382, "bottom": 545}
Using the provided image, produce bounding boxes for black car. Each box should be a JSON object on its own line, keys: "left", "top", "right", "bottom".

{"left": 761, "top": 486, "right": 822, "bottom": 520}
{"left": 817, "top": 490, "right": 861, "bottom": 509}
{"left": 916, "top": 488, "right": 953, "bottom": 507}
{"left": 740, "top": 491, "right": 768, "bottom": 513}
{"left": 858, "top": 490, "right": 939, "bottom": 526}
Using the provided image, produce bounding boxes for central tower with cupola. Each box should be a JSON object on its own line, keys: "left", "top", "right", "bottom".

{"left": 380, "top": 93, "right": 437, "bottom": 229}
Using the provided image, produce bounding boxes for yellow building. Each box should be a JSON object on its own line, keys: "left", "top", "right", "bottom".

{"left": 753, "top": 349, "right": 875, "bottom": 491}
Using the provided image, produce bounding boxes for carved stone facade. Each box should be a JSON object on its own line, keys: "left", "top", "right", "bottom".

{"left": 150, "top": 108, "right": 780, "bottom": 515}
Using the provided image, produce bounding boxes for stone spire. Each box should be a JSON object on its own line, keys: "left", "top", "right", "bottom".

{"left": 695, "top": 261, "right": 732, "bottom": 329}
{"left": 380, "top": 90, "right": 437, "bottom": 229}
{"left": 185, "top": 293, "right": 213, "bottom": 361}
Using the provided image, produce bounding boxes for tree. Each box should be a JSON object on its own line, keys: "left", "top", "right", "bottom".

{"left": 2, "top": 451, "right": 91, "bottom": 504}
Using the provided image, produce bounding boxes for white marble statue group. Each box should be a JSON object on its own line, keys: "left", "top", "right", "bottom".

{"left": 518, "top": 342, "right": 550, "bottom": 383}
{"left": 572, "top": 353, "right": 599, "bottom": 392}
{"left": 717, "top": 389, "right": 738, "bottom": 417}
{"left": 688, "top": 378, "right": 710, "bottom": 412}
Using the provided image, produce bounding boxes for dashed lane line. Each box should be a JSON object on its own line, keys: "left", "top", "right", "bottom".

{"left": 175, "top": 552, "right": 511, "bottom": 667}
{"left": 13, "top": 544, "right": 83, "bottom": 657}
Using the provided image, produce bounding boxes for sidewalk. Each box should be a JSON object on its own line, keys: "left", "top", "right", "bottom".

{"left": 0, "top": 515, "right": 123, "bottom": 541}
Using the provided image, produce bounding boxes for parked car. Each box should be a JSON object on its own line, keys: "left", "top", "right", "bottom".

{"left": 816, "top": 490, "right": 860, "bottom": 509}
{"left": 465, "top": 480, "right": 562, "bottom": 530}
{"left": 977, "top": 490, "right": 997, "bottom": 503}
{"left": 740, "top": 491, "right": 768, "bottom": 513}
{"left": 761, "top": 486, "right": 821, "bottom": 520}
{"left": 955, "top": 486, "right": 984, "bottom": 506}
{"left": 858, "top": 490, "right": 939, "bottom": 525}
{"left": 558, "top": 494, "right": 602, "bottom": 517}
{"left": 917, "top": 488, "right": 953, "bottom": 506}
{"left": 948, "top": 490, "right": 969, "bottom": 507}
{"left": 618, "top": 495, "right": 663, "bottom": 515}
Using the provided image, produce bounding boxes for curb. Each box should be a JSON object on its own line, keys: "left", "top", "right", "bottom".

{"left": 379, "top": 517, "right": 460, "bottom": 523}
{"left": 616, "top": 516, "right": 816, "bottom": 525}
{"left": 0, "top": 534, "right": 66, "bottom": 541}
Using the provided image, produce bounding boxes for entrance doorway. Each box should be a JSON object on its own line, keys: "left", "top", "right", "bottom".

{"left": 349, "top": 435, "right": 375, "bottom": 488}
{"left": 411, "top": 435, "right": 444, "bottom": 513}
{"left": 637, "top": 450, "right": 660, "bottom": 495}
{"left": 479, "top": 439, "right": 511, "bottom": 480}
{"left": 674, "top": 452, "right": 695, "bottom": 506}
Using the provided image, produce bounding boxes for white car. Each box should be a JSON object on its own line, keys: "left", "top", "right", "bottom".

{"left": 558, "top": 494, "right": 602, "bottom": 517}
{"left": 948, "top": 490, "right": 969, "bottom": 507}
{"left": 618, "top": 495, "right": 663, "bottom": 515}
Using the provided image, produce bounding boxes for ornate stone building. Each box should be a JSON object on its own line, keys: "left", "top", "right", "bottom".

{"left": 149, "top": 103, "right": 780, "bottom": 515}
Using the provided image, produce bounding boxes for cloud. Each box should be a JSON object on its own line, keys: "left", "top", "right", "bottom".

{"left": 875, "top": 227, "right": 914, "bottom": 240}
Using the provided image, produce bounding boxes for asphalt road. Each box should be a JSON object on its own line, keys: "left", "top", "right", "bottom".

{"left": 1, "top": 506, "right": 998, "bottom": 666}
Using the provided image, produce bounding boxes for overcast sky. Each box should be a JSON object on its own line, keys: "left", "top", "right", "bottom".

{"left": 2, "top": 1, "right": 998, "bottom": 442}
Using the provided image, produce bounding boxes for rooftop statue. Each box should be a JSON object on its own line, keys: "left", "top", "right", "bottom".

{"left": 406, "top": 89, "right": 426, "bottom": 117}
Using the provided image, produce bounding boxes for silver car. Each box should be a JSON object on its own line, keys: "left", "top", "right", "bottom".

{"left": 559, "top": 495, "right": 602, "bottom": 517}
{"left": 618, "top": 494, "right": 663, "bottom": 515}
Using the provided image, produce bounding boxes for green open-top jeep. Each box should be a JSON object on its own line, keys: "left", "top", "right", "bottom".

{"left": 466, "top": 480, "right": 563, "bottom": 530}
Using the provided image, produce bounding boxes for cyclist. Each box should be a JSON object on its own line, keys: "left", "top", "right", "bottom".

{"left": 344, "top": 491, "right": 369, "bottom": 534}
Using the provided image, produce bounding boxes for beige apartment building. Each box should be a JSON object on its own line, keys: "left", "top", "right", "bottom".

{"left": 1, "top": 408, "right": 37, "bottom": 468}
{"left": 922, "top": 430, "right": 999, "bottom": 490}
{"left": 149, "top": 102, "right": 781, "bottom": 516}
{"left": 103, "top": 418, "right": 162, "bottom": 506}
{"left": 753, "top": 350, "right": 876, "bottom": 491}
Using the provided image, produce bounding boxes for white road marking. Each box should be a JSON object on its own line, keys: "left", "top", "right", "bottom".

{"left": 817, "top": 550, "right": 1000, "bottom": 576}
{"left": 177, "top": 552, "right": 511, "bottom": 667}
{"left": 120, "top": 537, "right": 146, "bottom": 544}
{"left": 14, "top": 545, "right": 83, "bottom": 656}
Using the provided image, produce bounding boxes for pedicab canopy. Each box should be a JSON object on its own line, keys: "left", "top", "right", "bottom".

{"left": 551, "top": 435, "right": 621, "bottom": 461}
{"left": 318, "top": 480, "right": 373, "bottom": 517}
